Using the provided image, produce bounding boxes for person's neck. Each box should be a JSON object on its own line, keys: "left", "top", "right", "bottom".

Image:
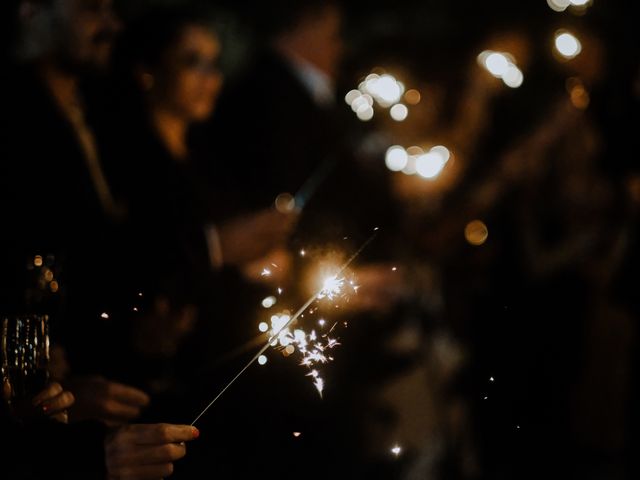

{"left": 150, "top": 107, "right": 189, "bottom": 162}
{"left": 38, "top": 60, "right": 81, "bottom": 114}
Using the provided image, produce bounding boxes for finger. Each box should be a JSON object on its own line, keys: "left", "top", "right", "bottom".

{"left": 105, "top": 382, "right": 151, "bottom": 407}
{"left": 109, "top": 443, "right": 186, "bottom": 468}
{"left": 32, "top": 382, "right": 63, "bottom": 406}
{"left": 49, "top": 412, "right": 69, "bottom": 423}
{"left": 124, "top": 424, "right": 199, "bottom": 445}
{"left": 109, "top": 462, "right": 175, "bottom": 480}
{"left": 101, "top": 400, "right": 143, "bottom": 422}
{"left": 41, "top": 390, "right": 75, "bottom": 414}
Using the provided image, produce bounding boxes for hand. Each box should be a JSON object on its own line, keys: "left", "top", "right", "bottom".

{"left": 105, "top": 423, "right": 198, "bottom": 479}
{"left": 68, "top": 376, "right": 150, "bottom": 427}
{"left": 240, "top": 247, "right": 292, "bottom": 284}
{"left": 346, "top": 264, "right": 406, "bottom": 314}
{"left": 218, "top": 209, "right": 298, "bottom": 267}
{"left": 133, "top": 297, "right": 198, "bottom": 357}
{"left": 31, "top": 382, "right": 75, "bottom": 423}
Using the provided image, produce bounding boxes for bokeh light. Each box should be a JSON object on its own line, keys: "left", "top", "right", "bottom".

{"left": 465, "top": 220, "right": 489, "bottom": 246}
{"left": 554, "top": 31, "right": 582, "bottom": 59}
{"left": 390, "top": 104, "right": 409, "bottom": 121}
{"left": 385, "top": 146, "right": 409, "bottom": 171}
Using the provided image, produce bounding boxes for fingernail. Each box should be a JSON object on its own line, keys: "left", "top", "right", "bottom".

{"left": 192, "top": 427, "right": 200, "bottom": 439}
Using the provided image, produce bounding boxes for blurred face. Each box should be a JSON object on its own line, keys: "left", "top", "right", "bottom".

{"left": 44, "top": 0, "right": 120, "bottom": 71}
{"left": 153, "top": 25, "right": 223, "bottom": 122}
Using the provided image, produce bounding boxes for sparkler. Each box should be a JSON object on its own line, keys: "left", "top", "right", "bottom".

{"left": 190, "top": 230, "right": 378, "bottom": 426}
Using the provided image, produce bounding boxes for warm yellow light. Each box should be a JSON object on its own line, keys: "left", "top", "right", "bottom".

{"left": 404, "top": 89, "right": 421, "bottom": 105}
{"left": 465, "top": 220, "right": 489, "bottom": 246}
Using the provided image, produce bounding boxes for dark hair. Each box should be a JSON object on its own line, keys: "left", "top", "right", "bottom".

{"left": 117, "top": 3, "right": 217, "bottom": 72}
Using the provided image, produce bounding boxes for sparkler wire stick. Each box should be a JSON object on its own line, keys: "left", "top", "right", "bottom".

{"left": 293, "top": 155, "right": 338, "bottom": 210}
{"left": 190, "top": 230, "right": 378, "bottom": 426}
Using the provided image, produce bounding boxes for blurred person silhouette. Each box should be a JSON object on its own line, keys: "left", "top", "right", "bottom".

{"left": 199, "top": 2, "right": 427, "bottom": 478}
{"left": 412, "top": 21, "right": 635, "bottom": 479}
{"left": 0, "top": 0, "right": 164, "bottom": 429}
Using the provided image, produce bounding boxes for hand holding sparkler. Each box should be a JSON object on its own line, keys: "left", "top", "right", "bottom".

{"left": 215, "top": 208, "right": 298, "bottom": 268}
{"left": 190, "top": 230, "right": 378, "bottom": 425}
{"left": 344, "top": 264, "right": 405, "bottom": 313}
{"left": 105, "top": 423, "right": 199, "bottom": 480}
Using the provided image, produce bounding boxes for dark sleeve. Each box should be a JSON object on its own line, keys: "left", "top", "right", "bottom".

{"left": 1, "top": 417, "right": 107, "bottom": 479}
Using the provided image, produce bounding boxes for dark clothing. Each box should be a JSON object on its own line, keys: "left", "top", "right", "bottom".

{"left": 202, "top": 50, "right": 396, "bottom": 247}
{"left": 1, "top": 403, "right": 106, "bottom": 480}
{"left": 0, "top": 64, "right": 123, "bottom": 375}
{"left": 0, "top": 64, "right": 114, "bottom": 478}
{"left": 192, "top": 50, "right": 409, "bottom": 479}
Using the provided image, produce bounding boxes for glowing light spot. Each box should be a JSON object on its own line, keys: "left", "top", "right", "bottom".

{"left": 49, "top": 281, "right": 59, "bottom": 293}
{"left": 503, "top": 65, "right": 524, "bottom": 88}
{"left": 385, "top": 146, "right": 408, "bottom": 172}
{"left": 416, "top": 152, "right": 447, "bottom": 179}
{"left": 300, "top": 249, "right": 306, "bottom": 257}
{"left": 344, "top": 89, "right": 361, "bottom": 105}
{"left": 490, "top": 376, "right": 495, "bottom": 382}
{"left": 275, "top": 192, "right": 295, "bottom": 213}
{"left": 401, "top": 154, "right": 417, "bottom": 175}
{"left": 259, "top": 322, "right": 269, "bottom": 332}
{"left": 547, "top": 0, "right": 571, "bottom": 12}
{"left": 318, "top": 319, "right": 326, "bottom": 327}
{"left": 356, "top": 105, "right": 374, "bottom": 121}
{"left": 319, "top": 276, "right": 344, "bottom": 300}
{"left": 404, "top": 89, "right": 421, "bottom": 105}
{"left": 390, "top": 103, "right": 408, "bottom": 121}
{"left": 258, "top": 355, "right": 268, "bottom": 365}
{"left": 307, "top": 370, "right": 324, "bottom": 396}
{"left": 465, "top": 220, "right": 489, "bottom": 246}
{"left": 261, "top": 296, "right": 277, "bottom": 308}
{"left": 567, "top": 78, "right": 590, "bottom": 109}
{"left": 133, "top": 307, "right": 138, "bottom": 312}
{"left": 485, "top": 52, "right": 510, "bottom": 77}
{"left": 34, "top": 255, "right": 43, "bottom": 267}
{"left": 285, "top": 345, "right": 295, "bottom": 355}
{"left": 261, "top": 268, "right": 271, "bottom": 277}
{"left": 100, "top": 312, "right": 109, "bottom": 319}
{"left": 44, "top": 270, "right": 54, "bottom": 282}
{"left": 555, "top": 31, "right": 582, "bottom": 59}
{"left": 392, "top": 267, "right": 397, "bottom": 271}
{"left": 391, "top": 445, "right": 402, "bottom": 456}
{"left": 277, "top": 288, "right": 283, "bottom": 295}
{"left": 138, "top": 292, "right": 143, "bottom": 297}
{"left": 293, "top": 432, "right": 302, "bottom": 437}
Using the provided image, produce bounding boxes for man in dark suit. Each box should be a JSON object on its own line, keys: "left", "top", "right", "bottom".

{"left": 196, "top": 2, "right": 412, "bottom": 477}
{"left": 0, "top": 0, "right": 153, "bottom": 427}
